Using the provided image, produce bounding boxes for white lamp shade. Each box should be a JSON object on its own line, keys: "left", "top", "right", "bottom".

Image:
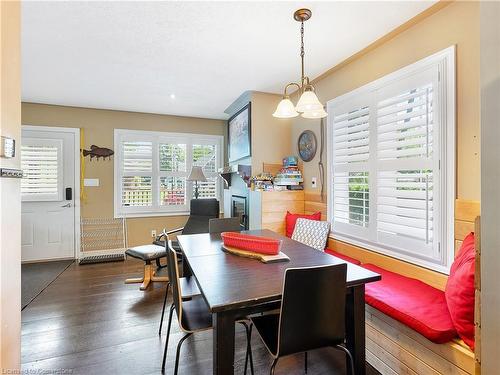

{"left": 301, "top": 107, "right": 328, "bottom": 119}
{"left": 187, "top": 166, "right": 207, "bottom": 182}
{"left": 295, "top": 90, "right": 324, "bottom": 113}
{"left": 273, "top": 98, "right": 299, "bottom": 118}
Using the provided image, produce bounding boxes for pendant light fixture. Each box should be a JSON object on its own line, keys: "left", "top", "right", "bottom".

{"left": 273, "top": 8, "right": 327, "bottom": 119}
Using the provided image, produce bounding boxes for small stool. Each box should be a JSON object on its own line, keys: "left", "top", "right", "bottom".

{"left": 125, "top": 244, "right": 169, "bottom": 290}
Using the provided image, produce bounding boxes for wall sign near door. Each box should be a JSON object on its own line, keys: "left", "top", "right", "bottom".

{"left": 0, "top": 168, "right": 23, "bottom": 178}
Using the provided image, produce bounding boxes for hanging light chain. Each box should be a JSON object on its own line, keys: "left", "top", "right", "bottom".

{"left": 300, "top": 20, "right": 305, "bottom": 85}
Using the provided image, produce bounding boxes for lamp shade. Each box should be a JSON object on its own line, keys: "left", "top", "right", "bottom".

{"left": 187, "top": 166, "right": 207, "bottom": 182}
{"left": 273, "top": 97, "right": 299, "bottom": 118}
{"left": 295, "top": 90, "right": 324, "bottom": 113}
{"left": 301, "top": 107, "right": 328, "bottom": 119}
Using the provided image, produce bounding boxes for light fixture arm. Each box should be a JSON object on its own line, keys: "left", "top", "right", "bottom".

{"left": 283, "top": 82, "right": 301, "bottom": 97}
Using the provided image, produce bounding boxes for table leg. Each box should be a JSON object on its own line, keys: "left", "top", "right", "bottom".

{"left": 346, "top": 285, "right": 366, "bottom": 375}
{"left": 213, "top": 310, "right": 235, "bottom": 375}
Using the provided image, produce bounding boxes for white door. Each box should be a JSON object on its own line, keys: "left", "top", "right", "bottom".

{"left": 21, "top": 128, "right": 76, "bottom": 262}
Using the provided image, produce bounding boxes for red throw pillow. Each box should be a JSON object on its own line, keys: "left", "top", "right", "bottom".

{"left": 285, "top": 211, "right": 321, "bottom": 238}
{"left": 445, "top": 232, "right": 476, "bottom": 349}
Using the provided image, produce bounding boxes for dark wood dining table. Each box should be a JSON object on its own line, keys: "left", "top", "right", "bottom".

{"left": 177, "top": 229, "right": 381, "bottom": 375}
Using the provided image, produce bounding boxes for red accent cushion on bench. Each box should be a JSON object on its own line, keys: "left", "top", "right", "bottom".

{"left": 325, "top": 249, "right": 362, "bottom": 265}
{"left": 445, "top": 232, "right": 475, "bottom": 350}
{"left": 363, "top": 264, "right": 457, "bottom": 343}
{"left": 285, "top": 211, "right": 321, "bottom": 238}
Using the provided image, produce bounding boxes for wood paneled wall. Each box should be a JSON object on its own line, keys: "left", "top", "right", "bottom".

{"left": 260, "top": 191, "right": 304, "bottom": 235}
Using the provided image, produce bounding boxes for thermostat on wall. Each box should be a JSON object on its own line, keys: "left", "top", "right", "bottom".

{"left": 84, "top": 178, "right": 100, "bottom": 187}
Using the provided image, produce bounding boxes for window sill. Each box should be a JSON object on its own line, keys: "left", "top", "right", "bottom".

{"left": 328, "top": 233, "right": 450, "bottom": 275}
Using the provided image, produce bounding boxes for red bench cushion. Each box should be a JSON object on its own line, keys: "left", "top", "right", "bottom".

{"left": 363, "top": 264, "right": 457, "bottom": 343}
{"left": 445, "top": 232, "right": 475, "bottom": 350}
{"left": 325, "top": 249, "right": 362, "bottom": 265}
{"left": 285, "top": 211, "right": 321, "bottom": 238}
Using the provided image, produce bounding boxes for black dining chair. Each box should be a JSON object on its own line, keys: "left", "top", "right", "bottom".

{"left": 161, "top": 241, "right": 254, "bottom": 375}
{"left": 158, "top": 237, "right": 201, "bottom": 335}
{"left": 249, "top": 263, "right": 353, "bottom": 375}
{"left": 208, "top": 217, "right": 241, "bottom": 233}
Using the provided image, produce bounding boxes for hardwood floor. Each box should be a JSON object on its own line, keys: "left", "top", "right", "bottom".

{"left": 21, "top": 259, "right": 380, "bottom": 375}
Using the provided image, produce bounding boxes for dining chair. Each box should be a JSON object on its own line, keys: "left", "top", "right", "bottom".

{"left": 161, "top": 241, "right": 254, "bottom": 375}
{"left": 249, "top": 263, "right": 353, "bottom": 375}
{"left": 208, "top": 217, "right": 241, "bottom": 233}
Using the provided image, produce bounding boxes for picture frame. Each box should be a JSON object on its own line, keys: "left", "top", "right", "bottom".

{"left": 228, "top": 102, "right": 251, "bottom": 163}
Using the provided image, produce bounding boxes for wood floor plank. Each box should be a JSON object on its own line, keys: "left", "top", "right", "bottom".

{"left": 21, "top": 259, "right": 380, "bottom": 375}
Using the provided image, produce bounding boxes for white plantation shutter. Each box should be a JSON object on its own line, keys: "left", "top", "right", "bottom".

{"left": 375, "top": 67, "right": 438, "bottom": 261}
{"left": 193, "top": 144, "right": 218, "bottom": 199}
{"left": 331, "top": 94, "right": 371, "bottom": 238}
{"left": 121, "top": 141, "right": 153, "bottom": 207}
{"left": 328, "top": 47, "right": 455, "bottom": 272}
{"left": 21, "top": 138, "right": 63, "bottom": 201}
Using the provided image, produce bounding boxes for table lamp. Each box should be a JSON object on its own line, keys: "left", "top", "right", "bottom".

{"left": 187, "top": 166, "right": 207, "bottom": 199}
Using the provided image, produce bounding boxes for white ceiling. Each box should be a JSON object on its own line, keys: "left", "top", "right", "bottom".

{"left": 22, "top": 1, "right": 436, "bottom": 120}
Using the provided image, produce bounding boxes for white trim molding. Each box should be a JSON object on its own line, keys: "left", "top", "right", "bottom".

{"left": 327, "top": 46, "right": 455, "bottom": 274}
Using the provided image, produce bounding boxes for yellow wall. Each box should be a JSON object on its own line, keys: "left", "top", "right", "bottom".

{"left": 21, "top": 103, "right": 225, "bottom": 246}
{"left": 250, "top": 92, "right": 292, "bottom": 174}
{"left": 0, "top": 0, "right": 21, "bottom": 370}
{"left": 291, "top": 1, "right": 480, "bottom": 201}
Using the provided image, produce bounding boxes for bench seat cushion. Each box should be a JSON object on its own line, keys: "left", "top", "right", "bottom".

{"left": 324, "top": 249, "right": 362, "bottom": 265}
{"left": 363, "top": 264, "right": 457, "bottom": 344}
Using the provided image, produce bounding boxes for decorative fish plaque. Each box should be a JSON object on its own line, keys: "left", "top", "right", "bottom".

{"left": 82, "top": 145, "right": 114, "bottom": 160}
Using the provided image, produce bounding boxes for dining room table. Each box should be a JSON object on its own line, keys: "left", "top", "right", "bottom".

{"left": 177, "top": 229, "right": 381, "bottom": 375}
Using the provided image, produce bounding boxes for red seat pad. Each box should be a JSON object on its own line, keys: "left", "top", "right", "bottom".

{"left": 363, "top": 264, "right": 457, "bottom": 343}
{"left": 325, "top": 249, "right": 362, "bottom": 265}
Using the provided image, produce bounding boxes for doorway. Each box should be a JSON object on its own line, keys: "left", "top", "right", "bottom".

{"left": 20, "top": 126, "right": 80, "bottom": 262}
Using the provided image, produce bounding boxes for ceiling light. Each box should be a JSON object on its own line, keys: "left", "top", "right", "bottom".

{"left": 273, "top": 9, "right": 327, "bottom": 119}
{"left": 170, "top": 94, "right": 176, "bottom": 99}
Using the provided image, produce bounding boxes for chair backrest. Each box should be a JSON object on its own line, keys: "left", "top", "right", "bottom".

{"left": 277, "top": 263, "right": 347, "bottom": 357}
{"left": 166, "top": 240, "right": 184, "bottom": 328}
{"left": 208, "top": 217, "right": 241, "bottom": 233}
{"left": 183, "top": 199, "right": 220, "bottom": 234}
{"left": 291, "top": 218, "right": 330, "bottom": 251}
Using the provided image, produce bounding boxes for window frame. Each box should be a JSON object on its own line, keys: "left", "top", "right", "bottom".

{"left": 114, "top": 129, "right": 223, "bottom": 218}
{"left": 327, "top": 46, "right": 455, "bottom": 274}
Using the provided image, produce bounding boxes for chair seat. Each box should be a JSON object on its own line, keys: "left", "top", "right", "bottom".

{"left": 180, "top": 276, "right": 200, "bottom": 298}
{"left": 250, "top": 313, "right": 280, "bottom": 356}
{"left": 125, "top": 244, "right": 166, "bottom": 261}
{"left": 181, "top": 295, "right": 212, "bottom": 332}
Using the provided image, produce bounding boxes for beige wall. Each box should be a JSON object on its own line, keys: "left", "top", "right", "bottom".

{"left": 0, "top": 0, "right": 21, "bottom": 370}
{"left": 250, "top": 92, "right": 292, "bottom": 174}
{"left": 480, "top": 1, "right": 500, "bottom": 372}
{"left": 21, "top": 103, "right": 225, "bottom": 246}
{"left": 291, "top": 1, "right": 480, "bottom": 201}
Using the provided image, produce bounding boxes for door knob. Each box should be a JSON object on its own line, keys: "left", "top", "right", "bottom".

{"left": 61, "top": 203, "right": 72, "bottom": 208}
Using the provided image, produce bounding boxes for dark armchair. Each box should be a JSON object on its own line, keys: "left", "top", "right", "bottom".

{"left": 154, "top": 198, "right": 220, "bottom": 254}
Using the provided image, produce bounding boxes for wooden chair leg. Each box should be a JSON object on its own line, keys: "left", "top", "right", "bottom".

{"left": 125, "top": 262, "right": 168, "bottom": 290}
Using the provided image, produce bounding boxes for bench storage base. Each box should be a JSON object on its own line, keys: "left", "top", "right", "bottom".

{"left": 366, "top": 305, "right": 474, "bottom": 375}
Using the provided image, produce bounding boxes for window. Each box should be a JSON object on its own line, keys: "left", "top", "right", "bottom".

{"left": 114, "top": 130, "right": 223, "bottom": 217}
{"left": 328, "top": 47, "right": 455, "bottom": 273}
{"left": 21, "top": 138, "right": 63, "bottom": 201}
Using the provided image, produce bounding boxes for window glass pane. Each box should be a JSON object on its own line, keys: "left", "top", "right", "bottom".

{"left": 193, "top": 177, "right": 217, "bottom": 199}
{"left": 21, "top": 145, "right": 59, "bottom": 197}
{"left": 123, "top": 141, "right": 152, "bottom": 172}
{"left": 193, "top": 144, "right": 216, "bottom": 173}
{"left": 160, "top": 177, "right": 186, "bottom": 206}
{"left": 122, "top": 176, "right": 152, "bottom": 206}
{"left": 159, "top": 144, "right": 186, "bottom": 172}
{"left": 333, "top": 172, "right": 369, "bottom": 227}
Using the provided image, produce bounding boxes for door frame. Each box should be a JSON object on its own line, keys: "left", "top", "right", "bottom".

{"left": 21, "top": 125, "right": 81, "bottom": 260}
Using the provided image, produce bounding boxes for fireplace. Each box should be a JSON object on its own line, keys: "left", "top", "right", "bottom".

{"left": 231, "top": 195, "right": 248, "bottom": 230}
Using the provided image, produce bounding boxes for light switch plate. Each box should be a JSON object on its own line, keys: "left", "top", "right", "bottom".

{"left": 0, "top": 136, "right": 15, "bottom": 158}
{"left": 84, "top": 178, "right": 100, "bottom": 187}
{"left": 311, "top": 177, "right": 317, "bottom": 188}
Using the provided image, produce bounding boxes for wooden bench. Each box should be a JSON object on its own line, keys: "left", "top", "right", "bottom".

{"left": 303, "top": 193, "right": 480, "bottom": 375}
